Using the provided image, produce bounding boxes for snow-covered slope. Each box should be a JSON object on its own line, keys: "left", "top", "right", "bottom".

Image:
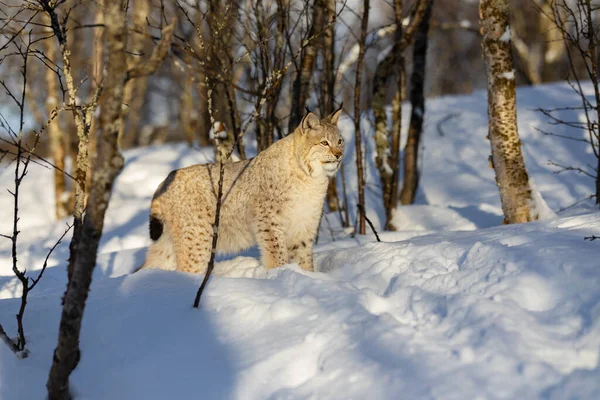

{"left": 1, "top": 82, "right": 599, "bottom": 399}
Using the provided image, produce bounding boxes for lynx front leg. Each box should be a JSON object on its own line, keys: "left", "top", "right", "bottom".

{"left": 288, "top": 238, "right": 314, "bottom": 272}
{"left": 255, "top": 217, "right": 288, "bottom": 269}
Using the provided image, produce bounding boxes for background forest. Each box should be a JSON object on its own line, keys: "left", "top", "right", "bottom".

{"left": 1, "top": 0, "right": 600, "bottom": 399}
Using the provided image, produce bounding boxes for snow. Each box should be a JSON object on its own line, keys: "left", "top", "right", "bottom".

{"left": 459, "top": 19, "right": 473, "bottom": 29}
{"left": 1, "top": 82, "right": 600, "bottom": 398}
{"left": 499, "top": 70, "right": 515, "bottom": 80}
{"left": 500, "top": 26, "right": 511, "bottom": 42}
{"left": 209, "top": 121, "right": 229, "bottom": 140}
{"left": 528, "top": 177, "right": 557, "bottom": 220}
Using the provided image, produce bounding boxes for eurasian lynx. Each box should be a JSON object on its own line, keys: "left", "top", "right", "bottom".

{"left": 141, "top": 108, "right": 344, "bottom": 273}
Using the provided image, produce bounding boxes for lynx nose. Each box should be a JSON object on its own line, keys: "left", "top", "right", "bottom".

{"left": 334, "top": 151, "right": 342, "bottom": 160}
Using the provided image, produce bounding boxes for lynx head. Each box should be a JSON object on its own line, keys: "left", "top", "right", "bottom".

{"left": 294, "top": 106, "right": 344, "bottom": 178}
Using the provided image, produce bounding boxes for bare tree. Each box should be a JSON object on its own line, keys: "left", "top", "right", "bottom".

{"left": 206, "top": 0, "right": 245, "bottom": 161}
{"left": 42, "top": 12, "right": 70, "bottom": 219}
{"left": 39, "top": 0, "right": 103, "bottom": 282}
{"left": 354, "top": 0, "right": 370, "bottom": 235}
{"left": 0, "top": 120, "right": 70, "bottom": 357}
{"left": 371, "top": 0, "right": 432, "bottom": 230}
{"left": 400, "top": 0, "right": 434, "bottom": 205}
{"left": 119, "top": 0, "right": 151, "bottom": 147}
{"left": 536, "top": 0, "right": 600, "bottom": 205}
{"left": 46, "top": 0, "right": 130, "bottom": 392}
{"left": 385, "top": 0, "right": 406, "bottom": 231}
{"left": 179, "top": 51, "right": 196, "bottom": 146}
{"left": 86, "top": 0, "right": 105, "bottom": 200}
{"left": 242, "top": 0, "right": 289, "bottom": 151}
{"left": 480, "top": 0, "right": 537, "bottom": 223}
{"left": 510, "top": 0, "right": 566, "bottom": 85}
{"left": 289, "top": 0, "right": 327, "bottom": 131}
{"left": 46, "top": 4, "right": 175, "bottom": 397}
{"left": 0, "top": 28, "right": 70, "bottom": 358}
{"left": 320, "top": 0, "right": 345, "bottom": 217}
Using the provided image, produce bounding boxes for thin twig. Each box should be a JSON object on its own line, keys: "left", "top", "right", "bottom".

{"left": 557, "top": 194, "right": 595, "bottom": 212}
{"left": 357, "top": 204, "right": 381, "bottom": 242}
{"left": 0, "top": 323, "right": 28, "bottom": 358}
{"left": 193, "top": 162, "right": 224, "bottom": 308}
{"left": 548, "top": 160, "right": 595, "bottom": 178}
{"left": 29, "top": 223, "right": 73, "bottom": 291}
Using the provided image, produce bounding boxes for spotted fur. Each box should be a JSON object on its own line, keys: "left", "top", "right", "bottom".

{"left": 140, "top": 109, "right": 344, "bottom": 273}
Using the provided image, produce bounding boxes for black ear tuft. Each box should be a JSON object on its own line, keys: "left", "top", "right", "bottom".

{"left": 328, "top": 103, "right": 344, "bottom": 125}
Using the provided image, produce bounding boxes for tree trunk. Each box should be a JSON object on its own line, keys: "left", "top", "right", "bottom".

{"left": 321, "top": 0, "right": 336, "bottom": 117}
{"left": 207, "top": 0, "right": 241, "bottom": 161}
{"left": 510, "top": 1, "right": 566, "bottom": 84}
{"left": 119, "top": 0, "right": 150, "bottom": 147}
{"left": 181, "top": 61, "right": 196, "bottom": 146}
{"left": 254, "top": 0, "right": 286, "bottom": 152}
{"left": 43, "top": 13, "right": 70, "bottom": 219}
{"left": 192, "top": 9, "right": 212, "bottom": 147}
{"left": 354, "top": 0, "right": 370, "bottom": 235}
{"left": 372, "top": 0, "right": 406, "bottom": 230}
{"left": 65, "top": 14, "right": 81, "bottom": 211}
{"left": 195, "top": 77, "right": 212, "bottom": 147}
{"left": 41, "top": 0, "right": 93, "bottom": 282}
{"left": 386, "top": 56, "right": 404, "bottom": 230}
{"left": 127, "top": 76, "right": 149, "bottom": 146}
{"left": 25, "top": 61, "right": 45, "bottom": 128}
{"left": 46, "top": 0, "right": 128, "bottom": 397}
{"left": 539, "top": 1, "right": 566, "bottom": 82}
{"left": 400, "top": 0, "right": 433, "bottom": 206}
{"left": 321, "top": 0, "right": 340, "bottom": 212}
{"left": 86, "top": 0, "right": 104, "bottom": 207}
{"left": 480, "top": 0, "right": 536, "bottom": 223}
{"left": 372, "top": 54, "right": 395, "bottom": 215}
{"left": 288, "top": 0, "right": 327, "bottom": 132}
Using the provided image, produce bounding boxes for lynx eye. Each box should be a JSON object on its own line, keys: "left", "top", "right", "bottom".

{"left": 338, "top": 139, "right": 343, "bottom": 145}
{"left": 320, "top": 140, "right": 329, "bottom": 146}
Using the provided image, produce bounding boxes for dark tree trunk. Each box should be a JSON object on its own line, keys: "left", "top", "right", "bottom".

{"left": 386, "top": 55, "right": 404, "bottom": 230}
{"left": 400, "top": 0, "right": 433, "bottom": 206}
{"left": 372, "top": 54, "right": 396, "bottom": 215}
{"left": 372, "top": 0, "right": 432, "bottom": 230}
{"left": 321, "top": 0, "right": 340, "bottom": 212}
{"left": 288, "top": 0, "right": 327, "bottom": 132}
{"left": 354, "top": 0, "right": 370, "bottom": 235}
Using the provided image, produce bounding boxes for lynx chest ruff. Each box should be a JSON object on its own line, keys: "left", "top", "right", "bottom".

{"left": 141, "top": 108, "right": 344, "bottom": 274}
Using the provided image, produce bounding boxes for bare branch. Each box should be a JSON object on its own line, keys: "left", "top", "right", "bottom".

{"left": 548, "top": 160, "right": 596, "bottom": 178}
{"left": 126, "top": 17, "right": 176, "bottom": 81}
{"left": 0, "top": 323, "right": 28, "bottom": 359}
{"left": 357, "top": 204, "right": 381, "bottom": 242}
{"left": 29, "top": 223, "right": 73, "bottom": 291}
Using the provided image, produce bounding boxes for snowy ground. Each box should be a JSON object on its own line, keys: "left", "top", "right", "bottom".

{"left": 1, "top": 82, "right": 599, "bottom": 399}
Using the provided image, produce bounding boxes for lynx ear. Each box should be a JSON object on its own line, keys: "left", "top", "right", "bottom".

{"left": 301, "top": 111, "right": 320, "bottom": 131}
{"left": 328, "top": 103, "right": 343, "bottom": 125}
